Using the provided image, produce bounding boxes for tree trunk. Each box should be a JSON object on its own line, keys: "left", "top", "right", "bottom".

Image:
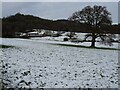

{"left": 91, "top": 32, "right": 96, "bottom": 47}
{"left": 69, "top": 32, "right": 72, "bottom": 39}
{"left": 91, "top": 34, "right": 95, "bottom": 47}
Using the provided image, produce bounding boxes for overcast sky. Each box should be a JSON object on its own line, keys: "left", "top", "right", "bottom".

{"left": 2, "top": 2, "right": 119, "bottom": 23}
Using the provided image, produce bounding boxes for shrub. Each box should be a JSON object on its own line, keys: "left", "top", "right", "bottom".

{"left": 63, "top": 38, "right": 68, "bottom": 41}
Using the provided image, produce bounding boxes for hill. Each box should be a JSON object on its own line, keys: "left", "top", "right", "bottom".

{"left": 2, "top": 13, "right": 119, "bottom": 37}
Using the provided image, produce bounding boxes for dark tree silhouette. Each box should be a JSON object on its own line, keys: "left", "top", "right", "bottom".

{"left": 2, "top": 13, "right": 118, "bottom": 38}
{"left": 68, "top": 5, "right": 115, "bottom": 47}
{"left": 2, "top": 13, "right": 88, "bottom": 37}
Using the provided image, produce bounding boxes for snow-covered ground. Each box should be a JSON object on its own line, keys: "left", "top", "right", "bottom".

{"left": 0, "top": 38, "right": 118, "bottom": 88}
{"left": 30, "top": 37, "right": 118, "bottom": 49}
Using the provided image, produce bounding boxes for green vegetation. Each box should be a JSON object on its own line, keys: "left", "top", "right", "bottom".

{"left": 53, "top": 43, "right": 120, "bottom": 50}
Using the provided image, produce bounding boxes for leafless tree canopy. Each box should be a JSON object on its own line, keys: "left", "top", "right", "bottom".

{"left": 69, "top": 5, "right": 115, "bottom": 47}
{"left": 68, "top": 5, "right": 112, "bottom": 26}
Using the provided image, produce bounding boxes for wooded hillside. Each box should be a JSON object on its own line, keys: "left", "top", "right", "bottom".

{"left": 2, "top": 13, "right": 119, "bottom": 37}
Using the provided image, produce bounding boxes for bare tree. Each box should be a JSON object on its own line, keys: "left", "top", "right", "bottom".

{"left": 68, "top": 5, "right": 115, "bottom": 47}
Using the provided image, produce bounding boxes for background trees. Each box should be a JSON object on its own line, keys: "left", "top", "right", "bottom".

{"left": 2, "top": 13, "right": 87, "bottom": 37}
{"left": 68, "top": 5, "right": 116, "bottom": 47}
{"left": 2, "top": 8, "right": 118, "bottom": 46}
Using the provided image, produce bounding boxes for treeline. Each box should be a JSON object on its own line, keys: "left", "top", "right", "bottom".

{"left": 2, "top": 13, "right": 119, "bottom": 37}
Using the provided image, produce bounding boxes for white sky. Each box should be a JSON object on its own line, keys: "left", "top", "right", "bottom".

{"left": 1, "top": 0, "right": 119, "bottom": 2}
{"left": 1, "top": 0, "right": 119, "bottom": 24}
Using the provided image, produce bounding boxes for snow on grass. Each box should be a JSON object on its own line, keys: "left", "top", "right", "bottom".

{"left": 0, "top": 38, "right": 118, "bottom": 88}
{"left": 30, "top": 33, "right": 119, "bottom": 49}
{"left": 0, "top": 38, "right": 2, "bottom": 44}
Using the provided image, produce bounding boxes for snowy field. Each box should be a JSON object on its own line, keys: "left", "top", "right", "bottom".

{"left": 0, "top": 38, "right": 118, "bottom": 88}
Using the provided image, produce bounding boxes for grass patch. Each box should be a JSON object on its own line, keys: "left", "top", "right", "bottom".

{"left": 52, "top": 43, "right": 120, "bottom": 50}
{"left": 0, "top": 45, "right": 14, "bottom": 48}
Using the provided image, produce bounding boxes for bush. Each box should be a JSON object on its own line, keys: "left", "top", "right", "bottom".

{"left": 63, "top": 38, "right": 68, "bottom": 41}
